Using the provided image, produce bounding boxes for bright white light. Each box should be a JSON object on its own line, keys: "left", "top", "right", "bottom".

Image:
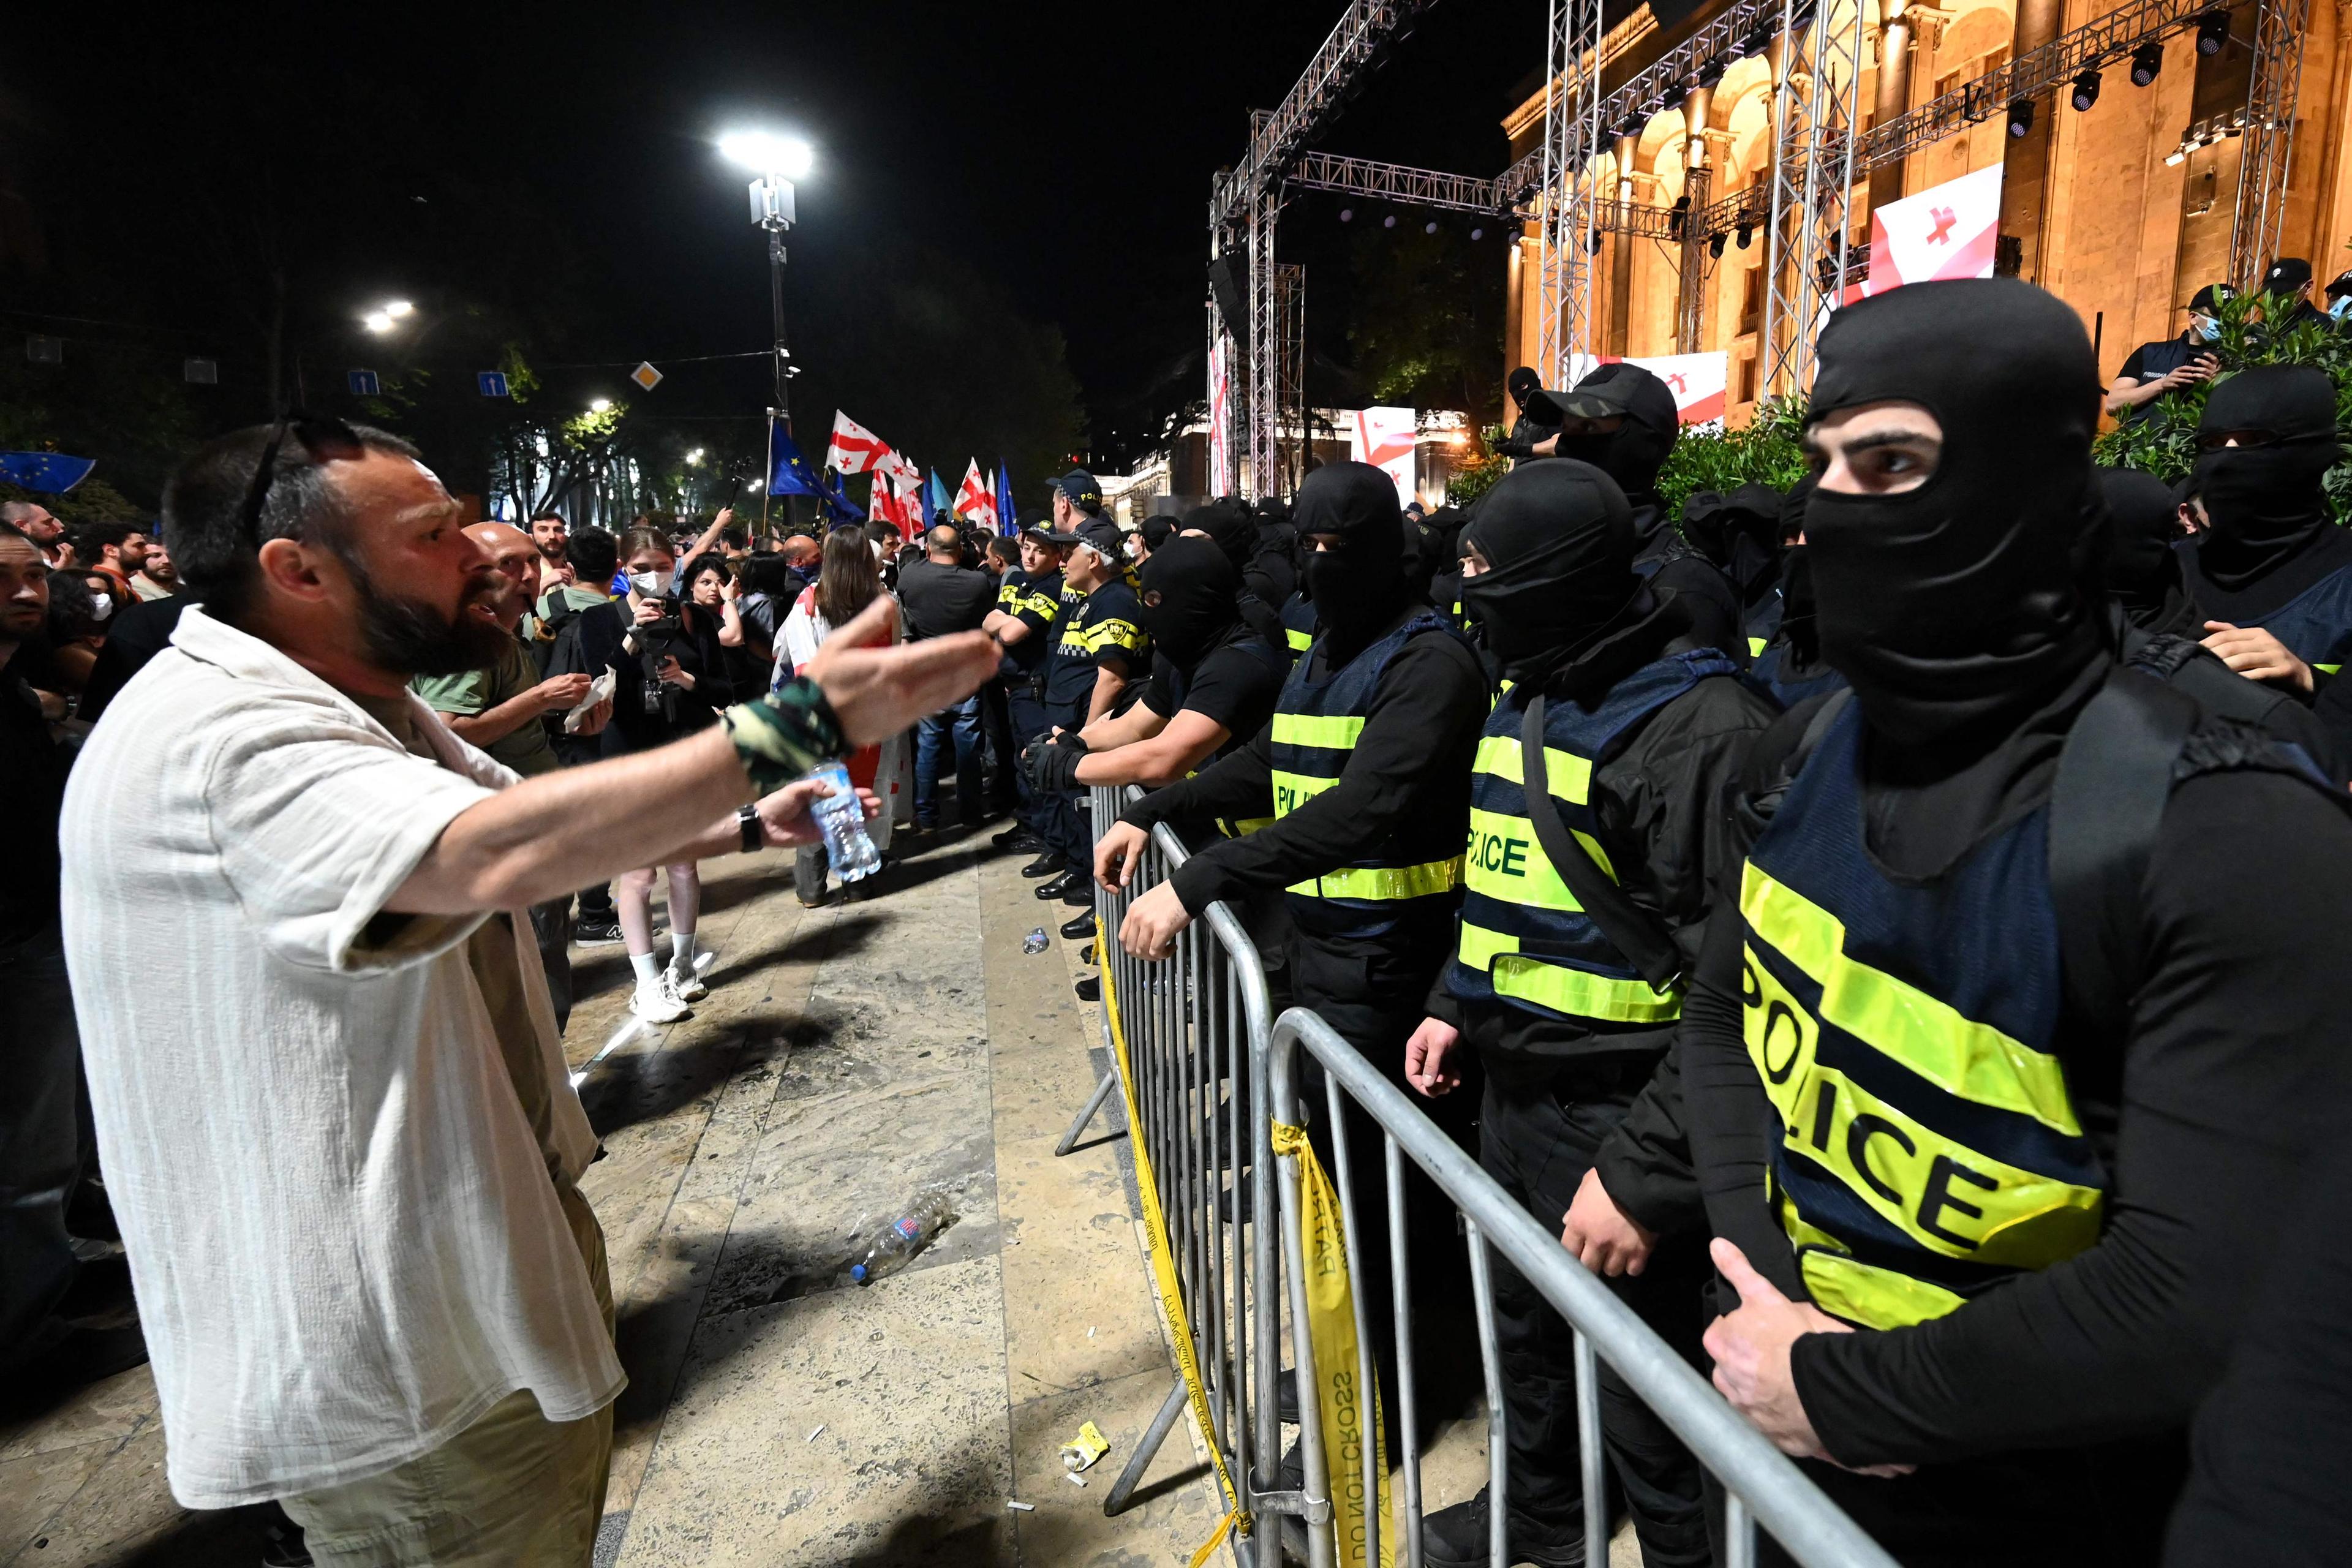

{"left": 589, "top": 398, "right": 612, "bottom": 413}
{"left": 744, "top": 478, "right": 760, "bottom": 491}
{"left": 382, "top": 300, "right": 414, "bottom": 319}
{"left": 362, "top": 311, "right": 395, "bottom": 333}
{"left": 685, "top": 448, "right": 706, "bottom": 466}
{"left": 720, "top": 130, "right": 815, "bottom": 179}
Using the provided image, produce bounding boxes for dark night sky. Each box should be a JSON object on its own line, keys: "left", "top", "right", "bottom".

{"left": 7, "top": 1, "right": 1547, "bottom": 478}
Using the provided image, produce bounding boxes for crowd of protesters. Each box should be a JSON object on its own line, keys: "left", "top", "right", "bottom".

{"left": 8, "top": 266, "right": 2352, "bottom": 1568}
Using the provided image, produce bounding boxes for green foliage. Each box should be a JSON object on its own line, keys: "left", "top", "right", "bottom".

{"left": 1656, "top": 398, "right": 1811, "bottom": 516}
{"left": 1348, "top": 227, "right": 1507, "bottom": 431}
{"left": 0, "top": 475, "right": 145, "bottom": 527}
{"left": 2094, "top": 289, "right": 2352, "bottom": 521}
{"left": 1445, "top": 427, "right": 1511, "bottom": 507}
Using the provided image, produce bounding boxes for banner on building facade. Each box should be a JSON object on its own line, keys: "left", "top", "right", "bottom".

{"left": 1208, "top": 333, "right": 1234, "bottom": 496}
{"left": 1868, "top": 164, "right": 2003, "bottom": 295}
{"left": 1349, "top": 405, "right": 1418, "bottom": 506}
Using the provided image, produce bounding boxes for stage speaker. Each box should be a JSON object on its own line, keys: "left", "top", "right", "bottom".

{"left": 1208, "top": 257, "right": 1246, "bottom": 339}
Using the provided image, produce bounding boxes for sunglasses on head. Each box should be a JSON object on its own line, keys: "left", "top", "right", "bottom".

{"left": 237, "top": 413, "right": 365, "bottom": 546}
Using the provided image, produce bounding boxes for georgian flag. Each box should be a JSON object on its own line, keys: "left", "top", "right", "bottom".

{"left": 1623, "top": 351, "right": 1728, "bottom": 426}
{"left": 873, "top": 448, "right": 921, "bottom": 497}
{"left": 826, "top": 411, "right": 892, "bottom": 475}
{"left": 1867, "top": 165, "right": 2003, "bottom": 295}
{"left": 954, "top": 459, "right": 998, "bottom": 529}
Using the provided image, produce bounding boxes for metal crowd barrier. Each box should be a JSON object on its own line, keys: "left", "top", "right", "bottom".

{"left": 1068, "top": 783, "right": 1297, "bottom": 1561}
{"left": 1267, "top": 1006, "right": 1903, "bottom": 1568}
{"left": 1066, "top": 783, "right": 1895, "bottom": 1568}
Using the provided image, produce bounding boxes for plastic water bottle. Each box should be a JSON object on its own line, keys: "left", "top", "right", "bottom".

{"left": 809, "top": 760, "right": 881, "bottom": 882}
{"left": 1022, "top": 928, "right": 1050, "bottom": 954}
{"left": 849, "top": 1190, "right": 954, "bottom": 1284}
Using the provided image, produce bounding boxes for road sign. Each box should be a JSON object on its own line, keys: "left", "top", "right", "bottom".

{"left": 630, "top": 361, "right": 663, "bottom": 391}
{"left": 348, "top": 369, "right": 380, "bottom": 396}
{"left": 478, "top": 371, "right": 510, "bottom": 398}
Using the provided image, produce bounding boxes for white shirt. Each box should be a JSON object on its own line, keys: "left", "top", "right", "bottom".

{"left": 59, "top": 608, "right": 622, "bottom": 1508}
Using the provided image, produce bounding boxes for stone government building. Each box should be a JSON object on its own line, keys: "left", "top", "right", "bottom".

{"left": 1501, "top": 0, "right": 2346, "bottom": 416}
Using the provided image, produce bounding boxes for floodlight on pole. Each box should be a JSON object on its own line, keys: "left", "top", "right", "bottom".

{"left": 382, "top": 300, "right": 414, "bottom": 319}
{"left": 363, "top": 311, "right": 395, "bottom": 334}
{"left": 720, "top": 128, "right": 813, "bottom": 532}
{"left": 589, "top": 398, "right": 612, "bottom": 414}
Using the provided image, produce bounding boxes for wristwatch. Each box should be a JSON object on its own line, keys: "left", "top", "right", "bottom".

{"left": 737, "top": 803, "right": 763, "bottom": 853}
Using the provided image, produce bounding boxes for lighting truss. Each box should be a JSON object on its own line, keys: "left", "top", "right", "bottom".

{"left": 1537, "top": 0, "right": 1609, "bottom": 387}
{"left": 1213, "top": 0, "right": 1438, "bottom": 225}
{"left": 2230, "top": 0, "right": 2309, "bottom": 290}
{"left": 1286, "top": 151, "right": 1509, "bottom": 215}
{"left": 1760, "top": 0, "right": 1866, "bottom": 398}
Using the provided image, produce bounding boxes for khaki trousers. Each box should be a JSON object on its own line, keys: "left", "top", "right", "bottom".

{"left": 282, "top": 1183, "right": 616, "bottom": 1567}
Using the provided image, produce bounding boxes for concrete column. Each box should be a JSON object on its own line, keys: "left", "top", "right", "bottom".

{"left": 1998, "top": 0, "right": 2065, "bottom": 279}
{"left": 1869, "top": 0, "right": 1915, "bottom": 211}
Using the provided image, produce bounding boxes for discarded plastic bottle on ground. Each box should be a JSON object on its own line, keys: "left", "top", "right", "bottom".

{"left": 850, "top": 1191, "right": 954, "bottom": 1284}
{"left": 809, "top": 760, "right": 881, "bottom": 883}
{"left": 1022, "top": 928, "right": 1050, "bottom": 954}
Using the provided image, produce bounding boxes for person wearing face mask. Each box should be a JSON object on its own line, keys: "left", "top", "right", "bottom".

{"left": 1031, "top": 537, "right": 1287, "bottom": 963}
{"left": 1541, "top": 362, "right": 1751, "bottom": 662}
{"left": 1744, "top": 475, "right": 1848, "bottom": 711}
{"left": 1575, "top": 278, "right": 2352, "bottom": 1566}
{"left": 1496, "top": 365, "right": 1566, "bottom": 461}
{"left": 2105, "top": 284, "right": 2226, "bottom": 420}
{"left": 1680, "top": 483, "right": 1787, "bottom": 658}
{"left": 1400, "top": 460, "right": 1777, "bottom": 1568}
{"left": 2178, "top": 366, "right": 2352, "bottom": 701}
{"left": 1178, "top": 499, "right": 1289, "bottom": 654}
{"left": 1027, "top": 518, "right": 1150, "bottom": 907}
{"left": 1099, "top": 463, "right": 1491, "bottom": 1463}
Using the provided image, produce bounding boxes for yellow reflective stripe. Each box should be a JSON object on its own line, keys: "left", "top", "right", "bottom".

{"left": 1740, "top": 864, "right": 2082, "bottom": 1136}
{"left": 1464, "top": 806, "right": 1617, "bottom": 908}
{"left": 1472, "top": 733, "right": 1593, "bottom": 804}
{"left": 1800, "top": 1249, "right": 1970, "bottom": 1331}
{"left": 1219, "top": 815, "right": 1276, "bottom": 837}
{"left": 1286, "top": 627, "right": 1314, "bottom": 651}
{"left": 1746, "top": 948, "right": 2103, "bottom": 1267}
{"left": 1270, "top": 769, "right": 1341, "bottom": 816}
{"left": 2319, "top": 662, "right": 2343, "bottom": 676}
{"left": 1272, "top": 712, "right": 1366, "bottom": 749}
{"left": 1457, "top": 922, "right": 1681, "bottom": 1022}
{"left": 1288, "top": 856, "right": 1464, "bottom": 901}
{"left": 1748, "top": 635, "right": 1770, "bottom": 658}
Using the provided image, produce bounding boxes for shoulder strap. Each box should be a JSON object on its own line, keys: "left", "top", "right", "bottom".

{"left": 1519, "top": 693, "right": 1686, "bottom": 990}
{"left": 2048, "top": 668, "right": 2198, "bottom": 1027}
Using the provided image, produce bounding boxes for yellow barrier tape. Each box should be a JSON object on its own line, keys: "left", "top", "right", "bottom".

{"left": 1271, "top": 1121, "right": 1395, "bottom": 1568}
{"left": 1097, "top": 954, "right": 1251, "bottom": 1565}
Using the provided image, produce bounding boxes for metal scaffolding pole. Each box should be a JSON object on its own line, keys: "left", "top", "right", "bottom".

{"left": 2230, "top": 0, "right": 2311, "bottom": 291}
{"left": 1763, "top": 0, "right": 1864, "bottom": 397}
{"left": 1537, "top": 0, "right": 1607, "bottom": 388}
{"left": 1246, "top": 167, "right": 1283, "bottom": 499}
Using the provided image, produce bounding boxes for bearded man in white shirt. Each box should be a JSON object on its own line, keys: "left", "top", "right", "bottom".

{"left": 59, "top": 417, "right": 997, "bottom": 1566}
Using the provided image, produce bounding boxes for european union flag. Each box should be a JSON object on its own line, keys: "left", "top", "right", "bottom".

{"left": 0, "top": 451, "right": 96, "bottom": 495}
{"left": 767, "top": 423, "right": 862, "bottom": 521}
{"left": 995, "top": 464, "right": 1016, "bottom": 537}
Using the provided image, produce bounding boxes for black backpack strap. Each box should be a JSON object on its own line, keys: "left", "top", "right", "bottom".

{"left": 2048, "top": 668, "right": 2198, "bottom": 1025}
{"left": 1519, "top": 693, "right": 1686, "bottom": 991}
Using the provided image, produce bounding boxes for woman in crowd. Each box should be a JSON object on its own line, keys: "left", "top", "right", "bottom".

{"left": 42, "top": 571, "right": 112, "bottom": 698}
{"left": 679, "top": 551, "right": 758, "bottom": 695}
{"left": 780, "top": 526, "right": 904, "bottom": 905}
{"left": 606, "top": 527, "right": 741, "bottom": 1022}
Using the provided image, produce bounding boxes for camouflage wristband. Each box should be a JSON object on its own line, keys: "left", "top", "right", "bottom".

{"left": 721, "top": 677, "right": 848, "bottom": 794}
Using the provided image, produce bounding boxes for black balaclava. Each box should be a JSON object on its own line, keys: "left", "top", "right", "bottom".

{"left": 2097, "top": 466, "right": 2198, "bottom": 633}
{"left": 1182, "top": 499, "right": 1258, "bottom": 578}
{"left": 1139, "top": 535, "right": 1243, "bottom": 671}
{"left": 1552, "top": 362, "right": 1679, "bottom": 502}
{"left": 1774, "top": 473, "right": 1822, "bottom": 662}
{"left": 1682, "top": 483, "right": 1785, "bottom": 600}
{"left": 1458, "top": 460, "right": 1640, "bottom": 685}
{"left": 1508, "top": 366, "right": 1541, "bottom": 415}
{"left": 1804, "top": 277, "right": 2107, "bottom": 749}
{"left": 2191, "top": 366, "right": 2343, "bottom": 594}
{"left": 1295, "top": 461, "right": 1408, "bottom": 655}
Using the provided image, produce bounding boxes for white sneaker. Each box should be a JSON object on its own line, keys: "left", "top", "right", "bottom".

{"left": 668, "top": 965, "right": 709, "bottom": 1002}
{"left": 630, "top": 974, "right": 693, "bottom": 1023}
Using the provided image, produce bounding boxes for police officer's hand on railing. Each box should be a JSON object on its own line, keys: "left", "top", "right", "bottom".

{"left": 803, "top": 597, "right": 1001, "bottom": 748}
{"left": 1095, "top": 821, "right": 1150, "bottom": 892}
{"left": 1561, "top": 1167, "right": 1653, "bottom": 1277}
{"left": 1702, "top": 1239, "right": 1914, "bottom": 1479}
{"left": 1118, "top": 883, "right": 1191, "bottom": 961}
{"left": 1403, "top": 1017, "right": 1461, "bottom": 1098}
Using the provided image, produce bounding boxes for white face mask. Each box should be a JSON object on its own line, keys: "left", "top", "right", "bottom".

{"left": 628, "top": 568, "right": 674, "bottom": 597}
{"left": 88, "top": 594, "right": 113, "bottom": 621}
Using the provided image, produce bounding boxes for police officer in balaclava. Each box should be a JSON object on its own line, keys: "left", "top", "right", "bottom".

{"left": 1406, "top": 458, "right": 1776, "bottom": 1567}
{"left": 1496, "top": 364, "right": 1566, "bottom": 461}
{"left": 2097, "top": 465, "right": 2201, "bottom": 636}
{"left": 1179, "top": 499, "right": 1289, "bottom": 652}
{"left": 1681, "top": 482, "right": 1788, "bottom": 653}
{"left": 1577, "top": 277, "right": 2352, "bottom": 1567}
{"left": 1744, "top": 472, "right": 1847, "bottom": 710}
{"left": 1102, "top": 462, "right": 1491, "bottom": 1472}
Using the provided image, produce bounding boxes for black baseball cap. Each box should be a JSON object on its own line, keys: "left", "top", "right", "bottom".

{"left": 1049, "top": 469, "right": 1103, "bottom": 511}
{"left": 2328, "top": 271, "right": 2352, "bottom": 303}
{"left": 1536, "top": 360, "right": 1680, "bottom": 433}
{"left": 2187, "top": 283, "right": 2234, "bottom": 314}
{"left": 2263, "top": 257, "right": 2313, "bottom": 294}
{"left": 1070, "top": 518, "right": 1126, "bottom": 562}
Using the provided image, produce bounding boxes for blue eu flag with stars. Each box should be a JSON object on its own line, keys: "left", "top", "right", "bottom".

{"left": 0, "top": 451, "right": 97, "bottom": 495}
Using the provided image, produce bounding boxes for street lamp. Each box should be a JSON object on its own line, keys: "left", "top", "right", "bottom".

{"left": 589, "top": 398, "right": 612, "bottom": 414}
{"left": 719, "top": 130, "right": 814, "bottom": 433}
{"left": 361, "top": 299, "right": 414, "bottom": 334}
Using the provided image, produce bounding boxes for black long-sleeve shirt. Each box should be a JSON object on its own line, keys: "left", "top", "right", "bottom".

{"left": 1599, "top": 763, "right": 2352, "bottom": 1468}
{"left": 1123, "top": 629, "right": 1488, "bottom": 917}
